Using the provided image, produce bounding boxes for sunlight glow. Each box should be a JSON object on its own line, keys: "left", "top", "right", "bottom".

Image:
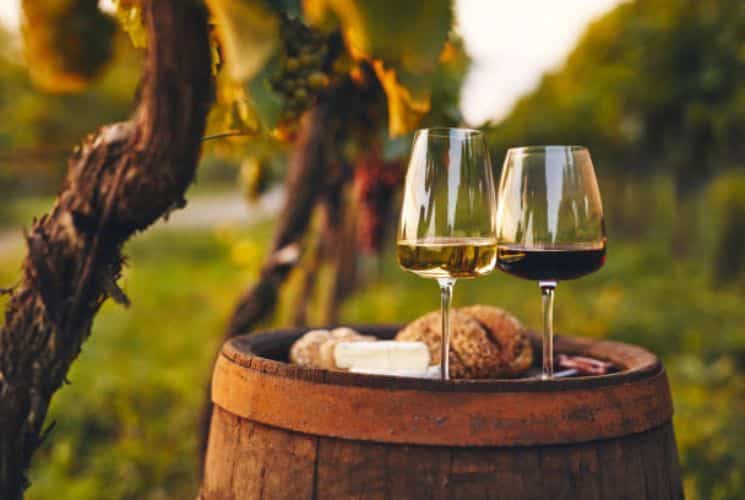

{"left": 0, "top": 0, "right": 624, "bottom": 127}
{"left": 0, "top": 0, "right": 19, "bottom": 32}
{"left": 456, "top": 0, "right": 625, "bottom": 126}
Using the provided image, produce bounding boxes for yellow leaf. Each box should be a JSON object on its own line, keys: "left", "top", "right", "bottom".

{"left": 373, "top": 60, "right": 430, "bottom": 137}
{"left": 439, "top": 40, "right": 458, "bottom": 64}
{"left": 304, "top": 0, "right": 451, "bottom": 135}
{"left": 224, "top": 81, "right": 261, "bottom": 134}
{"left": 22, "top": 0, "right": 116, "bottom": 93}
{"left": 303, "top": 0, "right": 450, "bottom": 72}
{"left": 206, "top": 0, "right": 279, "bottom": 82}
{"left": 205, "top": 78, "right": 262, "bottom": 140}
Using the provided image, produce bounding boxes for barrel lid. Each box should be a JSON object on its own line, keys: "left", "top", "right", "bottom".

{"left": 211, "top": 326, "right": 673, "bottom": 447}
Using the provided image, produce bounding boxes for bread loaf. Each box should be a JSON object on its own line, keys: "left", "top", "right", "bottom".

{"left": 395, "top": 306, "right": 533, "bottom": 379}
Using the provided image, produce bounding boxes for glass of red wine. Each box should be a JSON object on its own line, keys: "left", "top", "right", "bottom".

{"left": 495, "top": 146, "right": 606, "bottom": 379}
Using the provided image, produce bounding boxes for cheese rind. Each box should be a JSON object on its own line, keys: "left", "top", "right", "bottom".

{"left": 334, "top": 341, "right": 430, "bottom": 372}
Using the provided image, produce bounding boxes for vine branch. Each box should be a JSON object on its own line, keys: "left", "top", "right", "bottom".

{"left": 0, "top": 1, "right": 214, "bottom": 497}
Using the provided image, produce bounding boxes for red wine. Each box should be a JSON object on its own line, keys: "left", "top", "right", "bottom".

{"left": 497, "top": 242, "right": 606, "bottom": 281}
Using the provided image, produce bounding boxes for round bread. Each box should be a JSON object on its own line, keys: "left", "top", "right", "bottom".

{"left": 291, "top": 327, "right": 375, "bottom": 369}
{"left": 396, "top": 306, "right": 533, "bottom": 379}
{"left": 459, "top": 305, "right": 533, "bottom": 376}
{"left": 290, "top": 329, "right": 332, "bottom": 367}
{"left": 396, "top": 310, "right": 497, "bottom": 379}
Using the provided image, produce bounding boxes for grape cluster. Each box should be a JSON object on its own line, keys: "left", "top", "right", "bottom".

{"left": 354, "top": 149, "right": 403, "bottom": 254}
{"left": 269, "top": 15, "right": 330, "bottom": 133}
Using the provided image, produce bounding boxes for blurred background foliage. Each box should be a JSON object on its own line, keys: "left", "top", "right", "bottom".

{"left": 1, "top": 0, "right": 744, "bottom": 499}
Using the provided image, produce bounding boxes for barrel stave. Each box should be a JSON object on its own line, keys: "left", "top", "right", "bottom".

{"left": 201, "top": 327, "right": 683, "bottom": 499}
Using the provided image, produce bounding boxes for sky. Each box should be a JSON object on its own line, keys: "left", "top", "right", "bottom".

{"left": 0, "top": 0, "right": 18, "bottom": 33}
{"left": 455, "top": 0, "right": 624, "bottom": 125}
{"left": 0, "top": 0, "right": 623, "bottom": 126}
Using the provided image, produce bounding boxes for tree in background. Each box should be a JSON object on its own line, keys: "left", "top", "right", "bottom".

{"left": 485, "top": 2, "right": 745, "bottom": 496}
{"left": 487, "top": 0, "right": 745, "bottom": 263}
{"left": 0, "top": 1, "right": 213, "bottom": 496}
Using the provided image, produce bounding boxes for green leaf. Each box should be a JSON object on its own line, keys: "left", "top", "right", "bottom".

{"left": 304, "top": 0, "right": 450, "bottom": 73}
{"left": 304, "top": 0, "right": 452, "bottom": 135}
{"left": 246, "top": 56, "right": 284, "bottom": 132}
{"left": 372, "top": 61, "right": 430, "bottom": 137}
{"left": 207, "top": 0, "right": 280, "bottom": 82}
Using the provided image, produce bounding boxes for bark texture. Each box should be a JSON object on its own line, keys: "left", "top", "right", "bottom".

{"left": 0, "top": 1, "right": 213, "bottom": 497}
{"left": 203, "top": 408, "right": 683, "bottom": 500}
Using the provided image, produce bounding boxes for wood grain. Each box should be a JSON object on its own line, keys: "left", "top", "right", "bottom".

{"left": 203, "top": 417, "right": 683, "bottom": 499}
{"left": 200, "top": 407, "right": 318, "bottom": 500}
{"left": 211, "top": 328, "right": 673, "bottom": 447}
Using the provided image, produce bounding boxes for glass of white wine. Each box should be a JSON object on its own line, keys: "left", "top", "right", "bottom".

{"left": 396, "top": 128, "right": 498, "bottom": 380}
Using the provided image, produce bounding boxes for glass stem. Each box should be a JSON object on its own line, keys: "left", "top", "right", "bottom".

{"left": 539, "top": 281, "right": 557, "bottom": 380}
{"left": 437, "top": 278, "right": 455, "bottom": 381}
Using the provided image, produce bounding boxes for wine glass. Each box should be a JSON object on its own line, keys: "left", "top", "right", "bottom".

{"left": 397, "top": 128, "right": 497, "bottom": 380}
{"left": 496, "top": 146, "right": 606, "bottom": 379}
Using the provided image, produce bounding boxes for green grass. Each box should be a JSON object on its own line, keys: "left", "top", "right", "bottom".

{"left": 0, "top": 225, "right": 270, "bottom": 500}
{"left": 0, "top": 196, "right": 56, "bottom": 230}
{"left": 0, "top": 214, "right": 743, "bottom": 499}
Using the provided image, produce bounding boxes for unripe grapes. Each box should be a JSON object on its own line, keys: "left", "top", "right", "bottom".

{"left": 269, "top": 13, "right": 334, "bottom": 139}
{"left": 299, "top": 51, "right": 317, "bottom": 67}
{"left": 308, "top": 72, "right": 329, "bottom": 90}
{"left": 285, "top": 57, "right": 300, "bottom": 72}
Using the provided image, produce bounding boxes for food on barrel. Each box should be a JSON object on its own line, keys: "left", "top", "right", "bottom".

{"left": 335, "top": 341, "right": 430, "bottom": 373}
{"left": 289, "top": 306, "right": 533, "bottom": 379}
{"left": 395, "top": 306, "right": 533, "bottom": 379}
{"left": 288, "top": 329, "right": 329, "bottom": 367}
{"left": 289, "top": 327, "right": 375, "bottom": 369}
{"left": 395, "top": 310, "right": 489, "bottom": 378}
{"left": 557, "top": 354, "right": 615, "bottom": 375}
{"left": 459, "top": 305, "right": 533, "bottom": 377}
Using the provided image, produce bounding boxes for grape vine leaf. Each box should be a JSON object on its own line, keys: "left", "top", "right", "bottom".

{"left": 226, "top": 83, "right": 262, "bottom": 135}
{"left": 207, "top": 0, "right": 280, "bottom": 82}
{"left": 304, "top": 0, "right": 452, "bottom": 136}
{"left": 373, "top": 61, "right": 430, "bottom": 136}
{"left": 21, "top": 0, "right": 116, "bottom": 92}
{"left": 245, "top": 56, "right": 284, "bottom": 131}
{"left": 112, "top": 0, "right": 146, "bottom": 48}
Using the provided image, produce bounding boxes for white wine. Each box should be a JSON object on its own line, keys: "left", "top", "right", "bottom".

{"left": 396, "top": 237, "right": 498, "bottom": 279}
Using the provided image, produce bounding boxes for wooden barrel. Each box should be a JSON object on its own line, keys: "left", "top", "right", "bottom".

{"left": 201, "top": 326, "right": 683, "bottom": 500}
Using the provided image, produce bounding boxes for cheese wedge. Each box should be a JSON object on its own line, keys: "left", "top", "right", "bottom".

{"left": 334, "top": 341, "right": 430, "bottom": 373}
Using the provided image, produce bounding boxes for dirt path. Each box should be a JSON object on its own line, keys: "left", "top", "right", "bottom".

{"left": 0, "top": 188, "right": 283, "bottom": 258}
{"left": 0, "top": 229, "right": 19, "bottom": 256}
